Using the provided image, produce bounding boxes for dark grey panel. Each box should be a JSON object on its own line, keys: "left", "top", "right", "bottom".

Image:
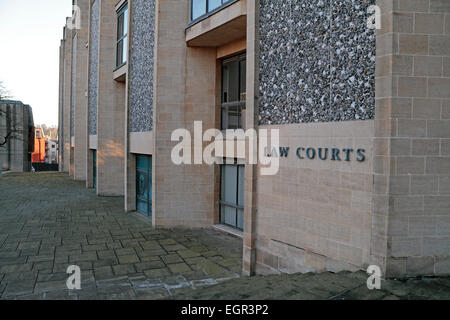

{"left": 129, "top": 0, "right": 156, "bottom": 133}
{"left": 259, "top": 0, "right": 376, "bottom": 125}
{"left": 88, "top": 0, "right": 99, "bottom": 135}
{"left": 70, "top": 33, "right": 77, "bottom": 137}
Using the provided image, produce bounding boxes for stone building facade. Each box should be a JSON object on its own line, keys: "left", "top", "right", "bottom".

{"left": 58, "top": 0, "right": 450, "bottom": 278}
{"left": 0, "top": 100, "right": 34, "bottom": 172}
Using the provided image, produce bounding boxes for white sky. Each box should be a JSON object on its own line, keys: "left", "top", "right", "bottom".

{"left": 0, "top": 0, "right": 73, "bottom": 126}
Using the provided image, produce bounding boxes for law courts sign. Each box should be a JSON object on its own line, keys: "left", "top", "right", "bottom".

{"left": 265, "top": 146, "right": 367, "bottom": 162}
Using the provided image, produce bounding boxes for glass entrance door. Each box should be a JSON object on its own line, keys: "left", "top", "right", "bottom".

{"left": 136, "top": 155, "right": 152, "bottom": 217}
{"left": 220, "top": 163, "right": 245, "bottom": 230}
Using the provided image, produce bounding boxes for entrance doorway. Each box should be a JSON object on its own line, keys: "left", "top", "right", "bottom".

{"left": 220, "top": 162, "right": 245, "bottom": 230}
{"left": 92, "top": 150, "right": 97, "bottom": 189}
{"left": 219, "top": 53, "right": 246, "bottom": 230}
{"left": 136, "top": 155, "right": 152, "bottom": 217}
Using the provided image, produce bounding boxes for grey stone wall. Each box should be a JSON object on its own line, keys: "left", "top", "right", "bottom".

{"left": 129, "top": 0, "right": 155, "bottom": 132}
{"left": 259, "top": 0, "right": 376, "bottom": 125}
{"left": 88, "top": 0, "right": 99, "bottom": 136}
{"left": 0, "top": 101, "right": 34, "bottom": 172}
{"left": 70, "top": 33, "right": 77, "bottom": 137}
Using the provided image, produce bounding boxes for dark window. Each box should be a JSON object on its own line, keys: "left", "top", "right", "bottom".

{"left": 191, "top": 0, "right": 233, "bottom": 21}
{"left": 116, "top": 3, "right": 128, "bottom": 68}
{"left": 93, "top": 150, "right": 97, "bottom": 189}
{"left": 220, "top": 161, "right": 245, "bottom": 230}
{"left": 221, "top": 54, "right": 246, "bottom": 130}
{"left": 136, "top": 155, "right": 152, "bottom": 217}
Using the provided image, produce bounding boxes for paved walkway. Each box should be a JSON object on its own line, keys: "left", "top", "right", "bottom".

{"left": 0, "top": 173, "right": 242, "bottom": 299}
{"left": 1, "top": 172, "right": 450, "bottom": 300}
{"left": 172, "top": 271, "right": 450, "bottom": 300}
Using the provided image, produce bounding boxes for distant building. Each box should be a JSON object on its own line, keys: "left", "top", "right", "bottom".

{"left": 46, "top": 139, "right": 58, "bottom": 164}
{"left": 32, "top": 128, "right": 59, "bottom": 165}
{"left": 32, "top": 127, "right": 46, "bottom": 163}
{"left": 0, "top": 100, "right": 34, "bottom": 172}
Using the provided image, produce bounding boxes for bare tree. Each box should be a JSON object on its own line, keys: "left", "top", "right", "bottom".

{"left": 0, "top": 82, "right": 25, "bottom": 148}
{"left": 0, "top": 80, "right": 11, "bottom": 100}
{"left": 37, "top": 124, "right": 58, "bottom": 140}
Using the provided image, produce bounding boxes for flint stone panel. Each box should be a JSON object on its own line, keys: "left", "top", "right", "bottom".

{"left": 259, "top": 0, "right": 376, "bottom": 125}
{"left": 88, "top": 0, "right": 99, "bottom": 136}
{"left": 129, "top": 0, "right": 156, "bottom": 133}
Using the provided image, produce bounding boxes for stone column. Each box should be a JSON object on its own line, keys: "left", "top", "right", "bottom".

{"left": 96, "top": 0, "right": 126, "bottom": 196}
{"left": 58, "top": 40, "right": 65, "bottom": 172}
{"left": 374, "top": 0, "right": 450, "bottom": 277}
{"left": 86, "top": 0, "right": 99, "bottom": 189}
{"left": 63, "top": 25, "right": 73, "bottom": 174}
{"left": 124, "top": 0, "right": 138, "bottom": 212}
{"left": 153, "top": 0, "right": 217, "bottom": 227}
{"left": 73, "top": 0, "right": 90, "bottom": 181}
{"left": 242, "top": 0, "right": 259, "bottom": 276}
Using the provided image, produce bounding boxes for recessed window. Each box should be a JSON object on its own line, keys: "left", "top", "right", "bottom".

{"left": 191, "top": 0, "right": 234, "bottom": 21}
{"left": 92, "top": 150, "right": 97, "bottom": 189}
{"left": 221, "top": 53, "right": 246, "bottom": 130}
{"left": 116, "top": 3, "right": 128, "bottom": 68}
{"left": 220, "top": 162, "right": 245, "bottom": 230}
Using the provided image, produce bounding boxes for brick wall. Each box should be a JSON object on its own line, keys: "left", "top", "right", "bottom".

{"left": 375, "top": 0, "right": 450, "bottom": 277}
